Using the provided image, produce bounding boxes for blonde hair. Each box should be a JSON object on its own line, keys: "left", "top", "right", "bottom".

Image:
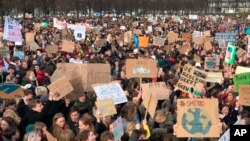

{"left": 34, "top": 122, "right": 46, "bottom": 137}
{"left": 3, "top": 109, "right": 21, "bottom": 125}
{"left": 57, "top": 129, "right": 75, "bottom": 141}
{"left": 126, "top": 121, "right": 136, "bottom": 136}
{"left": 35, "top": 86, "right": 48, "bottom": 96}
{"left": 52, "top": 113, "right": 69, "bottom": 138}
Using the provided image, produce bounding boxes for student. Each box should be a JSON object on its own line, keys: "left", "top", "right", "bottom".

{"left": 52, "top": 113, "right": 69, "bottom": 139}
{"left": 76, "top": 130, "right": 96, "bottom": 141}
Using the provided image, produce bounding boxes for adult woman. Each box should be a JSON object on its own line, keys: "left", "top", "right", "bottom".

{"left": 0, "top": 117, "right": 16, "bottom": 132}
{"left": 76, "top": 130, "right": 96, "bottom": 141}
{"left": 57, "top": 129, "right": 75, "bottom": 141}
{"left": 78, "top": 116, "right": 94, "bottom": 133}
{"left": 52, "top": 113, "right": 69, "bottom": 139}
{"left": 22, "top": 70, "right": 38, "bottom": 87}
{"left": 95, "top": 110, "right": 113, "bottom": 135}
{"left": 23, "top": 122, "right": 47, "bottom": 141}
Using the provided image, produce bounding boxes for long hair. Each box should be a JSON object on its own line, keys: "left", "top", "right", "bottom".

{"left": 52, "top": 113, "right": 69, "bottom": 139}
{"left": 57, "top": 129, "right": 75, "bottom": 141}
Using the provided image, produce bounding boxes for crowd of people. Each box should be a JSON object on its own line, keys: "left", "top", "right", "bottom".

{"left": 0, "top": 14, "right": 250, "bottom": 141}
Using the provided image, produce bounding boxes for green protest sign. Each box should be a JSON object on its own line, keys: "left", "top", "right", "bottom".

{"left": 233, "top": 72, "right": 250, "bottom": 92}
{"left": 224, "top": 44, "right": 236, "bottom": 65}
{"left": 41, "top": 22, "right": 49, "bottom": 27}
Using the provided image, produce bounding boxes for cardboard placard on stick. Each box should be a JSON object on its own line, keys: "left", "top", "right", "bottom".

{"left": 96, "top": 99, "right": 117, "bottom": 117}
{"left": 239, "top": 85, "right": 250, "bottom": 106}
{"left": 193, "top": 36, "right": 205, "bottom": 45}
{"left": 46, "top": 44, "right": 58, "bottom": 54}
{"left": 176, "top": 99, "right": 220, "bottom": 138}
{"left": 153, "top": 36, "right": 165, "bottom": 46}
{"left": 204, "top": 41, "right": 213, "bottom": 51}
{"left": 51, "top": 63, "right": 111, "bottom": 91}
{"left": 204, "top": 57, "right": 220, "bottom": 71}
{"left": 143, "top": 92, "right": 158, "bottom": 118}
{"left": 0, "top": 84, "right": 25, "bottom": 99}
{"left": 62, "top": 40, "right": 74, "bottom": 53}
{"left": 179, "top": 44, "right": 191, "bottom": 55}
{"left": 141, "top": 82, "right": 170, "bottom": 100}
{"left": 182, "top": 33, "right": 191, "bottom": 41}
{"left": 176, "top": 65, "right": 207, "bottom": 96}
{"left": 193, "top": 55, "right": 201, "bottom": 62}
{"left": 168, "top": 31, "right": 178, "bottom": 44}
{"left": 126, "top": 59, "right": 158, "bottom": 78}
{"left": 48, "top": 76, "right": 74, "bottom": 100}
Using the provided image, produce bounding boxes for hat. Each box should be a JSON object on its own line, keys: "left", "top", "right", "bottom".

{"left": 25, "top": 124, "right": 34, "bottom": 133}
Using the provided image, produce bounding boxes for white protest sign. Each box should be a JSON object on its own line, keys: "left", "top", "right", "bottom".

{"left": 92, "top": 82, "right": 128, "bottom": 105}
{"left": 189, "top": 14, "right": 198, "bottom": 20}
{"left": 73, "top": 25, "right": 86, "bottom": 41}
{"left": 3, "top": 17, "right": 22, "bottom": 42}
{"left": 53, "top": 18, "right": 67, "bottom": 30}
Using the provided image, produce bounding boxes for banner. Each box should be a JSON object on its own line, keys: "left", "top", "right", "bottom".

{"left": 215, "top": 33, "right": 236, "bottom": 45}
{"left": 204, "top": 57, "right": 220, "bottom": 71}
{"left": 96, "top": 99, "right": 117, "bottom": 117}
{"left": 236, "top": 66, "right": 250, "bottom": 74}
{"left": 176, "top": 99, "right": 220, "bottom": 137}
{"left": 189, "top": 14, "right": 198, "bottom": 20}
{"left": 139, "top": 36, "right": 149, "bottom": 47}
{"left": 153, "top": 36, "right": 165, "bottom": 46}
{"left": 233, "top": 72, "right": 250, "bottom": 92}
{"left": 51, "top": 63, "right": 111, "bottom": 91}
{"left": 48, "top": 76, "right": 74, "bottom": 100}
{"left": 73, "top": 25, "right": 86, "bottom": 41}
{"left": 141, "top": 82, "right": 170, "bottom": 100}
{"left": 126, "top": 59, "right": 158, "bottom": 78}
{"left": 0, "top": 84, "right": 25, "bottom": 99}
{"left": 53, "top": 18, "right": 67, "bottom": 30}
{"left": 224, "top": 44, "right": 236, "bottom": 65}
{"left": 111, "top": 117, "right": 124, "bottom": 141}
{"left": 239, "top": 85, "right": 250, "bottom": 106}
{"left": 3, "top": 17, "right": 22, "bottom": 42}
{"left": 92, "top": 82, "right": 128, "bottom": 105}
{"left": 206, "top": 72, "right": 224, "bottom": 84}
{"left": 176, "top": 65, "right": 207, "bottom": 96}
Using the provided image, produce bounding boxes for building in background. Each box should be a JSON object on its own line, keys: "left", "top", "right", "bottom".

{"left": 208, "top": 0, "right": 250, "bottom": 14}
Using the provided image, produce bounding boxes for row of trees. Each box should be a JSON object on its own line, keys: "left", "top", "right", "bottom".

{"left": 0, "top": 0, "right": 210, "bottom": 18}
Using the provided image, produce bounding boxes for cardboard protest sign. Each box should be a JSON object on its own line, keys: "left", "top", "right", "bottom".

{"left": 237, "top": 48, "right": 248, "bottom": 61}
{"left": 126, "top": 59, "right": 158, "bottom": 78}
{"left": 96, "top": 99, "right": 117, "bottom": 117}
{"left": 0, "top": 84, "right": 25, "bottom": 99}
{"left": 153, "top": 36, "right": 165, "bottom": 46}
{"left": 206, "top": 72, "right": 224, "bottom": 84}
{"left": 51, "top": 63, "right": 111, "bottom": 91}
{"left": 92, "top": 82, "right": 128, "bottom": 105}
{"left": 176, "top": 65, "right": 207, "bottom": 96}
{"left": 66, "top": 77, "right": 85, "bottom": 100}
{"left": 124, "top": 31, "right": 132, "bottom": 43}
{"left": 44, "top": 130, "right": 57, "bottom": 141}
{"left": 203, "top": 30, "right": 211, "bottom": 37}
{"left": 204, "top": 41, "right": 213, "bottom": 51}
{"left": 193, "top": 36, "right": 205, "bottom": 45}
{"left": 192, "top": 31, "right": 202, "bottom": 38}
{"left": 176, "top": 99, "right": 220, "bottom": 138}
{"left": 233, "top": 72, "right": 250, "bottom": 92}
{"left": 62, "top": 40, "right": 74, "bottom": 53}
{"left": 178, "top": 44, "right": 191, "bottom": 55}
{"left": 224, "top": 44, "right": 236, "bottom": 65}
{"left": 143, "top": 92, "right": 158, "bottom": 118}
{"left": 204, "top": 57, "right": 220, "bottom": 71}
{"left": 189, "top": 14, "right": 198, "bottom": 20}
{"left": 139, "top": 36, "right": 149, "bottom": 47}
{"left": 167, "top": 31, "right": 178, "bottom": 44}
{"left": 193, "top": 55, "right": 201, "bottom": 63}
{"left": 46, "top": 44, "right": 58, "bottom": 54}
{"left": 28, "top": 41, "right": 40, "bottom": 51}
{"left": 215, "top": 33, "right": 236, "bottom": 45}
{"left": 48, "top": 76, "right": 74, "bottom": 100}
{"left": 111, "top": 117, "right": 124, "bottom": 141}
{"left": 25, "top": 32, "right": 35, "bottom": 44}
{"left": 239, "top": 85, "right": 250, "bottom": 106}
{"left": 133, "top": 29, "right": 142, "bottom": 35}
{"left": 141, "top": 82, "right": 170, "bottom": 100}
{"left": 236, "top": 66, "right": 250, "bottom": 74}
{"left": 182, "top": 33, "right": 191, "bottom": 41}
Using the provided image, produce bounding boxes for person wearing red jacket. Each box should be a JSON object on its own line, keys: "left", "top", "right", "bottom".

{"left": 34, "top": 64, "right": 45, "bottom": 86}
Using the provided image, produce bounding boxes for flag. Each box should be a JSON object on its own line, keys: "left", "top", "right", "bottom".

{"left": 225, "top": 44, "right": 236, "bottom": 65}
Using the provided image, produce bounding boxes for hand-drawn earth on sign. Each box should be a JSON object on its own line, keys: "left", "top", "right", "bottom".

{"left": 182, "top": 108, "right": 212, "bottom": 135}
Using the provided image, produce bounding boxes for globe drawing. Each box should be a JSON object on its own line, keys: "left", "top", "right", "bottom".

{"left": 182, "top": 108, "right": 212, "bottom": 135}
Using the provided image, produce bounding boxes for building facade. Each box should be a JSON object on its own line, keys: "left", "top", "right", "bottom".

{"left": 208, "top": 0, "right": 250, "bottom": 14}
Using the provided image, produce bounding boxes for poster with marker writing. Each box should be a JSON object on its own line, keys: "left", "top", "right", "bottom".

{"left": 176, "top": 99, "right": 220, "bottom": 137}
